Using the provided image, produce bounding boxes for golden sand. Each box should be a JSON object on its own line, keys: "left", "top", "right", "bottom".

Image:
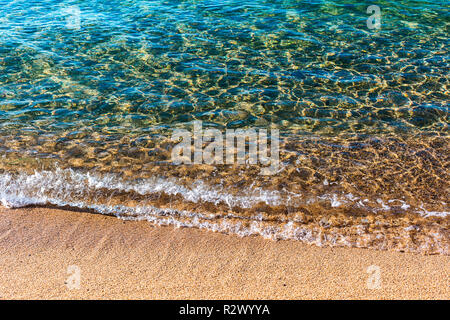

{"left": 0, "top": 207, "right": 448, "bottom": 299}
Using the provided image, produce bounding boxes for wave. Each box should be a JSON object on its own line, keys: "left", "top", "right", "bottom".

{"left": 0, "top": 168, "right": 447, "bottom": 216}
{"left": 0, "top": 168, "right": 448, "bottom": 255}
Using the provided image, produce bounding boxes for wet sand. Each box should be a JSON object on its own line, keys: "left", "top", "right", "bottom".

{"left": 0, "top": 207, "right": 448, "bottom": 299}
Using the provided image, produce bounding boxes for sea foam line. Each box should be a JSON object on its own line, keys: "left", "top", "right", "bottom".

{"left": 0, "top": 168, "right": 285, "bottom": 209}
{"left": 0, "top": 168, "right": 448, "bottom": 217}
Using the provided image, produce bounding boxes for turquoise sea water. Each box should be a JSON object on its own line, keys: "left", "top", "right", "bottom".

{"left": 0, "top": 1, "right": 448, "bottom": 253}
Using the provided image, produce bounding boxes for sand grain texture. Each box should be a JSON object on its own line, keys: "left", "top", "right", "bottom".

{"left": 0, "top": 207, "right": 448, "bottom": 299}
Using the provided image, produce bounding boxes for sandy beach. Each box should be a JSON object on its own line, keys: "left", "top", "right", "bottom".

{"left": 0, "top": 206, "right": 448, "bottom": 300}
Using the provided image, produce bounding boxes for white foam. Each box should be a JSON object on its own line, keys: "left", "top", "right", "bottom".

{"left": 0, "top": 168, "right": 447, "bottom": 220}
{"left": 0, "top": 168, "right": 287, "bottom": 209}
{"left": 0, "top": 168, "right": 448, "bottom": 254}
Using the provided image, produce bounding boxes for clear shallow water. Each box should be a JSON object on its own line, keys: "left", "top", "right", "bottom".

{"left": 0, "top": 0, "right": 448, "bottom": 253}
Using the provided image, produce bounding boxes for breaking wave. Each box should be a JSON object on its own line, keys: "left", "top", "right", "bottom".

{"left": 0, "top": 168, "right": 448, "bottom": 255}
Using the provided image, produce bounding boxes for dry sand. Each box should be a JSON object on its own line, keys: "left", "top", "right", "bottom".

{"left": 0, "top": 206, "right": 448, "bottom": 299}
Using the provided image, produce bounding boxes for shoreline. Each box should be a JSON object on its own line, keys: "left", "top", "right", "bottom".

{"left": 0, "top": 206, "right": 448, "bottom": 299}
